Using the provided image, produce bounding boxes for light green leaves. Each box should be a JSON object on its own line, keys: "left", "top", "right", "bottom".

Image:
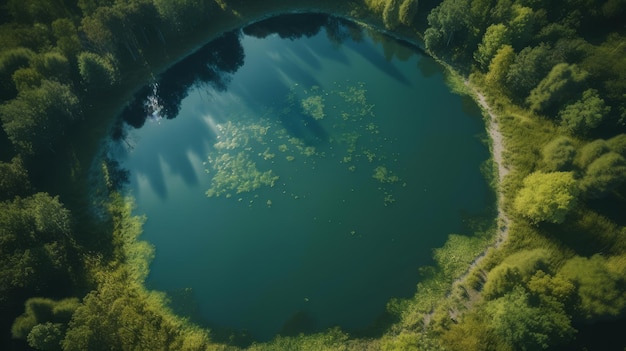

{"left": 475, "top": 24, "right": 511, "bottom": 69}
{"left": 514, "top": 171, "right": 579, "bottom": 224}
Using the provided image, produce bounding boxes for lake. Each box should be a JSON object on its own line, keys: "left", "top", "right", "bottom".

{"left": 108, "top": 14, "right": 491, "bottom": 341}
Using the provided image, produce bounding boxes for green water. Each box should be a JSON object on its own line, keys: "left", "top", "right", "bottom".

{"left": 111, "top": 19, "right": 490, "bottom": 340}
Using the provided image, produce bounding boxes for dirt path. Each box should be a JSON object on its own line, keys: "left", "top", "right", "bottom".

{"left": 423, "top": 84, "right": 511, "bottom": 327}
{"left": 474, "top": 88, "right": 510, "bottom": 248}
{"left": 451, "top": 85, "right": 511, "bottom": 293}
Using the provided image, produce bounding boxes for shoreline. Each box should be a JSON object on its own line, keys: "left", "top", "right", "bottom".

{"left": 474, "top": 86, "right": 510, "bottom": 248}
{"left": 452, "top": 83, "right": 511, "bottom": 306}
{"left": 422, "top": 81, "right": 511, "bottom": 327}
{"left": 82, "top": 6, "right": 513, "bottom": 339}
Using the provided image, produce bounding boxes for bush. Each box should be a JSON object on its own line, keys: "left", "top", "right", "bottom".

{"left": 514, "top": 172, "right": 579, "bottom": 224}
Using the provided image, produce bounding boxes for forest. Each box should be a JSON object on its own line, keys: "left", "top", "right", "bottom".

{"left": 0, "top": 0, "right": 624, "bottom": 350}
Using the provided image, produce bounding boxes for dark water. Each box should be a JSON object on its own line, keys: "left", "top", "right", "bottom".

{"left": 109, "top": 15, "right": 491, "bottom": 340}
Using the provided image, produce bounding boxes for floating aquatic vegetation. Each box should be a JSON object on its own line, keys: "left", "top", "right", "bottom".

{"left": 205, "top": 118, "right": 280, "bottom": 198}
{"left": 337, "top": 82, "right": 375, "bottom": 118}
{"left": 204, "top": 80, "right": 405, "bottom": 207}
{"left": 303, "top": 146, "right": 316, "bottom": 157}
{"left": 383, "top": 193, "right": 396, "bottom": 206}
{"left": 205, "top": 151, "right": 278, "bottom": 198}
{"left": 373, "top": 166, "right": 400, "bottom": 184}
{"left": 260, "top": 148, "right": 275, "bottom": 160}
{"left": 301, "top": 95, "right": 325, "bottom": 120}
{"left": 364, "top": 150, "right": 377, "bottom": 163}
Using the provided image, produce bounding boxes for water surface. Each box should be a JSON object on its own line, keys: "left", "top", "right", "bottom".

{"left": 110, "top": 15, "right": 490, "bottom": 340}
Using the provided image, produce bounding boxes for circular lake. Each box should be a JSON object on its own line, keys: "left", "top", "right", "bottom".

{"left": 108, "top": 14, "right": 491, "bottom": 341}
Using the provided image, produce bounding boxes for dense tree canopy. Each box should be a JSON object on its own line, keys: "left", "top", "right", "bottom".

{"left": 0, "top": 0, "right": 625, "bottom": 350}
{"left": 559, "top": 89, "right": 611, "bottom": 135}
{"left": 0, "top": 80, "right": 81, "bottom": 155}
{"left": 526, "top": 63, "right": 588, "bottom": 115}
{"left": 541, "top": 136, "right": 576, "bottom": 172}
{"left": 514, "top": 171, "right": 579, "bottom": 224}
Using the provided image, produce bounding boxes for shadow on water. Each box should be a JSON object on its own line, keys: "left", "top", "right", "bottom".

{"left": 244, "top": 14, "right": 354, "bottom": 68}
{"left": 111, "top": 31, "right": 247, "bottom": 198}
{"left": 131, "top": 115, "right": 216, "bottom": 199}
{"left": 279, "top": 111, "right": 329, "bottom": 146}
{"left": 115, "top": 31, "right": 245, "bottom": 135}
{"left": 114, "top": 13, "right": 359, "bottom": 143}
{"left": 342, "top": 39, "right": 412, "bottom": 86}
{"left": 288, "top": 44, "right": 323, "bottom": 70}
{"left": 279, "top": 310, "right": 319, "bottom": 337}
{"left": 164, "top": 287, "right": 254, "bottom": 347}
{"left": 243, "top": 13, "right": 328, "bottom": 40}
{"left": 416, "top": 55, "right": 443, "bottom": 78}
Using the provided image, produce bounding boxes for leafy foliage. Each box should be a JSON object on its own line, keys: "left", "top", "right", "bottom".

{"left": 514, "top": 172, "right": 579, "bottom": 224}
{"left": 505, "top": 44, "right": 559, "bottom": 101}
{"left": 485, "top": 44, "right": 515, "bottom": 88}
{"left": 0, "top": 194, "right": 76, "bottom": 311}
{"left": 77, "top": 52, "right": 119, "bottom": 91}
{"left": 580, "top": 152, "right": 626, "bottom": 198}
{"left": 484, "top": 286, "right": 575, "bottom": 350}
{"left": 27, "top": 322, "right": 65, "bottom": 351}
{"left": 526, "top": 63, "right": 588, "bottom": 115}
{"left": 475, "top": 24, "right": 511, "bottom": 69}
{"left": 558, "top": 255, "right": 626, "bottom": 319}
{"left": 11, "top": 297, "right": 79, "bottom": 345}
{"left": 0, "top": 157, "right": 30, "bottom": 200}
{"left": 559, "top": 89, "right": 610, "bottom": 135}
{"left": 0, "top": 80, "right": 81, "bottom": 155}
{"left": 541, "top": 136, "right": 576, "bottom": 172}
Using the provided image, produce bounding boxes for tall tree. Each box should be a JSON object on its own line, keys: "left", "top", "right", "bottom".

{"left": 475, "top": 23, "right": 511, "bottom": 70}
{"left": 580, "top": 152, "right": 626, "bottom": 198}
{"left": 77, "top": 52, "right": 119, "bottom": 91}
{"left": 424, "top": 0, "right": 473, "bottom": 61}
{"left": 559, "top": 89, "right": 610, "bottom": 135}
{"left": 485, "top": 287, "right": 575, "bottom": 350}
{"left": 505, "top": 44, "right": 558, "bottom": 101}
{"left": 508, "top": 5, "right": 537, "bottom": 49}
{"left": 52, "top": 19, "right": 82, "bottom": 59}
{"left": 527, "top": 63, "right": 588, "bottom": 115}
{"left": 575, "top": 139, "right": 609, "bottom": 168}
{"left": 0, "top": 48, "right": 35, "bottom": 100}
{"left": 485, "top": 44, "right": 515, "bottom": 88}
{"left": 541, "top": 136, "right": 576, "bottom": 172}
{"left": 154, "top": 0, "right": 215, "bottom": 33}
{"left": 15, "top": 298, "right": 78, "bottom": 350}
{"left": 0, "top": 80, "right": 81, "bottom": 155}
{"left": 514, "top": 171, "right": 579, "bottom": 224}
{"left": 0, "top": 157, "right": 31, "bottom": 201}
{"left": 558, "top": 254, "right": 626, "bottom": 319}
{"left": 399, "top": 0, "right": 419, "bottom": 26}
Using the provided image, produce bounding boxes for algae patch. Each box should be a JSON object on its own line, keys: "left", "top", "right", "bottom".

{"left": 204, "top": 81, "right": 405, "bottom": 207}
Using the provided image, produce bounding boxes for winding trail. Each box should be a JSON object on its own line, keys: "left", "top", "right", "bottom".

{"left": 451, "top": 85, "right": 511, "bottom": 296}
{"left": 475, "top": 88, "right": 510, "bottom": 247}
{"left": 424, "top": 83, "right": 512, "bottom": 326}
